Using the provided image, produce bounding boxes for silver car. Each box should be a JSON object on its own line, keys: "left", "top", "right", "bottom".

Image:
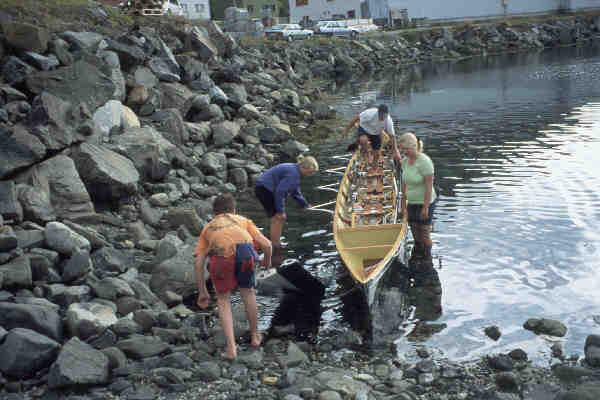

{"left": 264, "top": 24, "right": 314, "bottom": 41}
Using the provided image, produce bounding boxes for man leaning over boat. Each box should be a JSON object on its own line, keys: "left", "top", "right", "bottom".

{"left": 343, "top": 104, "right": 402, "bottom": 163}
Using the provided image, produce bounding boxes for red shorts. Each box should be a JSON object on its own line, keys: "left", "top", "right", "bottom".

{"left": 208, "top": 243, "right": 257, "bottom": 294}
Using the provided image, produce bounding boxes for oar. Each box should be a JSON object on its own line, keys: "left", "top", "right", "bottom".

{"left": 307, "top": 200, "right": 336, "bottom": 214}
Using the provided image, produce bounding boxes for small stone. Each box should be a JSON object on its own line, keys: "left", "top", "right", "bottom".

{"left": 485, "top": 325, "right": 502, "bottom": 341}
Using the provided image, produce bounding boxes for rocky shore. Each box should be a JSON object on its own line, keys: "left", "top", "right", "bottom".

{"left": 1, "top": 1, "right": 600, "bottom": 399}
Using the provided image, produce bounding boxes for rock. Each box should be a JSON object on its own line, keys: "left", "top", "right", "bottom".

{"left": 60, "top": 31, "right": 105, "bottom": 51}
{"left": 16, "top": 184, "right": 56, "bottom": 224}
{"left": 238, "top": 103, "right": 262, "bottom": 120}
{"left": 45, "top": 284, "right": 92, "bottom": 308}
{"left": 0, "top": 302, "right": 63, "bottom": 341}
{"left": 101, "top": 346, "right": 128, "bottom": 371}
{"left": 0, "top": 225, "right": 18, "bottom": 251}
{"left": 186, "top": 26, "right": 218, "bottom": 62}
{"left": 61, "top": 248, "right": 92, "bottom": 283}
{"left": 17, "top": 156, "right": 95, "bottom": 221}
{"left": 555, "top": 382, "right": 600, "bottom": 400}
{"left": 485, "top": 325, "right": 502, "bottom": 341}
{"left": 495, "top": 372, "right": 520, "bottom": 392}
{"left": 278, "top": 342, "right": 310, "bottom": 368}
{"left": 229, "top": 167, "right": 248, "bottom": 190}
{"left": 281, "top": 140, "right": 309, "bottom": 159}
{"left": 523, "top": 318, "right": 567, "bottom": 337}
{"left": 22, "top": 52, "right": 60, "bottom": 71}
{"left": 259, "top": 122, "right": 292, "bottom": 143}
{"left": 71, "top": 143, "right": 140, "bottom": 202}
{"left": 86, "top": 274, "right": 135, "bottom": 301}
{"left": 25, "top": 59, "right": 116, "bottom": 112}
{"left": 117, "top": 335, "right": 170, "bottom": 359}
{"left": 0, "top": 180, "right": 21, "bottom": 221}
{"left": 0, "top": 328, "right": 60, "bottom": 379}
{"left": 2, "top": 56, "right": 36, "bottom": 86}
{"left": 165, "top": 208, "right": 205, "bottom": 236}
{"left": 488, "top": 354, "right": 515, "bottom": 371}
{"left": 48, "top": 337, "right": 110, "bottom": 389}
{"left": 200, "top": 151, "right": 227, "bottom": 180}
{"left": 150, "top": 245, "right": 197, "bottom": 301}
{"left": 44, "top": 221, "right": 91, "bottom": 256}
{"left": 0, "top": 255, "right": 33, "bottom": 287}
{"left": 148, "top": 57, "right": 180, "bottom": 82}
{"left": 584, "top": 334, "right": 600, "bottom": 367}
{"left": 2, "top": 21, "right": 49, "bottom": 53}
{"left": 15, "top": 229, "right": 45, "bottom": 250}
{"left": 158, "top": 82, "right": 194, "bottom": 111}
{"left": 105, "top": 38, "right": 146, "bottom": 70}
{"left": 62, "top": 220, "right": 110, "bottom": 250}
{"left": 91, "top": 247, "right": 130, "bottom": 277}
{"left": 151, "top": 108, "right": 189, "bottom": 146}
{"left": 0, "top": 125, "right": 46, "bottom": 180}
{"left": 195, "top": 361, "right": 221, "bottom": 381}
{"left": 49, "top": 38, "right": 73, "bottom": 66}
{"left": 110, "top": 127, "right": 178, "bottom": 182}
{"left": 91, "top": 99, "right": 123, "bottom": 144}
{"left": 212, "top": 120, "right": 241, "bottom": 147}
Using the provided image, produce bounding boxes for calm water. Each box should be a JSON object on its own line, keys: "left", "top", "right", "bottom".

{"left": 238, "top": 44, "right": 600, "bottom": 364}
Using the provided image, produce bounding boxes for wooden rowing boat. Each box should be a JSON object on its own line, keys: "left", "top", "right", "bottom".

{"left": 333, "top": 132, "right": 408, "bottom": 305}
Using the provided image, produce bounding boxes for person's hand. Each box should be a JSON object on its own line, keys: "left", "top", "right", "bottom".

{"left": 394, "top": 150, "right": 402, "bottom": 161}
{"left": 274, "top": 212, "right": 286, "bottom": 221}
{"left": 420, "top": 206, "right": 429, "bottom": 221}
{"left": 197, "top": 290, "right": 210, "bottom": 309}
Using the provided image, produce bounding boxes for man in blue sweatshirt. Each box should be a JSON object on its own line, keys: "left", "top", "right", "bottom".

{"left": 255, "top": 155, "right": 319, "bottom": 252}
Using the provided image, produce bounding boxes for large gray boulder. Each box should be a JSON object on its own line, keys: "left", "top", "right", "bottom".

{"left": 91, "top": 99, "right": 123, "bottom": 144}
{"left": 0, "top": 255, "right": 32, "bottom": 287}
{"left": 0, "top": 328, "right": 60, "bottom": 379}
{"left": 2, "top": 21, "right": 49, "bottom": 53}
{"left": 0, "top": 302, "right": 63, "bottom": 341}
{"left": 0, "top": 124, "right": 46, "bottom": 180}
{"left": 523, "top": 318, "right": 567, "bottom": 337}
{"left": 150, "top": 244, "right": 197, "bottom": 301}
{"left": 212, "top": 120, "right": 240, "bottom": 147}
{"left": 110, "top": 127, "right": 177, "bottom": 182}
{"left": 48, "top": 337, "right": 110, "bottom": 389}
{"left": 16, "top": 155, "right": 95, "bottom": 220}
{"left": 200, "top": 151, "right": 227, "bottom": 181}
{"left": 44, "top": 221, "right": 91, "bottom": 256}
{"left": 25, "top": 59, "right": 117, "bottom": 111}
{"left": 60, "top": 31, "right": 105, "bottom": 52}
{"left": 65, "top": 302, "right": 118, "bottom": 339}
{"left": 86, "top": 274, "right": 135, "bottom": 301}
{"left": 186, "top": 26, "right": 218, "bottom": 62}
{"left": 71, "top": 142, "right": 139, "bottom": 202}
{"left": 16, "top": 183, "right": 56, "bottom": 224}
{"left": 585, "top": 334, "right": 600, "bottom": 367}
{"left": 26, "top": 92, "right": 85, "bottom": 151}
{"left": 117, "top": 335, "right": 170, "bottom": 359}
{"left": 151, "top": 108, "right": 189, "bottom": 146}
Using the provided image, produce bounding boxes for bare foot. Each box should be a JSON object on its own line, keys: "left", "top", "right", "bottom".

{"left": 251, "top": 332, "right": 262, "bottom": 348}
{"left": 221, "top": 348, "right": 237, "bottom": 361}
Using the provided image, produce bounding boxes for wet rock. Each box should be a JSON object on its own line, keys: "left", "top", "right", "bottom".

{"left": 523, "top": 318, "right": 567, "bottom": 337}
{"left": 496, "top": 372, "right": 520, "bottom": 392}
{"left": 585, "top": 334, "right": 600, "bottom": 367}
{"left": 488, "top": 354, "right": 515, "bottom": 371}
{"left": 555, "top": 382, "right": 600, "bottom": 400}
{"left": 485, "top": 325, "right": 502, "bottom": 341}
{"left": 195, "top": 361, "right": 221, "bottom": 381}
{"left": 508, "top": 348, "right": 528, "bottom": 361}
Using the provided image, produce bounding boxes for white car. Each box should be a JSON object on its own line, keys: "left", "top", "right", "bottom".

{"left": 264, "top": 24, "right": 314, "bottom": 41}
{"left": 313, "top": 21, "right": 360, "bottom": 38}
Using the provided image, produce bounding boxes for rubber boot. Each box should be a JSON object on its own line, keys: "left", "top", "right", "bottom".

{"left": 408, "top": 242, "right": 424, "bottom": 267}
{"left": 421, "top": 244, "right": 433, "bottom": 269}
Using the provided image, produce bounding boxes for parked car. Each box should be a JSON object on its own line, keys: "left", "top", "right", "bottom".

{"left": 313, "top": 21, "right": 360, "bottom": 38}
{"left": 264, "top": 24, "right": 314, "bottom": 41}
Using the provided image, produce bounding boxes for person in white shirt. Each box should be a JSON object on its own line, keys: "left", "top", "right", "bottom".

{"left": 343, "top": 104, "right": 401, "bottom": 161}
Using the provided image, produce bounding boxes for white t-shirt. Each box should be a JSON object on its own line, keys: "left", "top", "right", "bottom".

{"left": 359, "top": 108, "right": 395, "bottom": 137}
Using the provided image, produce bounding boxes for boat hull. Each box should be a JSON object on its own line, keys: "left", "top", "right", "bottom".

{"left": 333, "top": 132, "right": 408, "bottom": 302}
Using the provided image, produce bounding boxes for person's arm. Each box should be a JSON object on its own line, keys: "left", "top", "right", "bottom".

{"left": 401, "top": 182, "right": 407, "bottom": 216}
{"left": 421, "top": 174, "right": 434, "bottom": 220}
{"left": 291, "top": 186, "right": 309, "bottom": 209}
{"left": 254, "top": 232, "right": 272, "bottom": 268}
{"left": 385, "top": 117, "right": 402, "bottom": 161}
{"left": 343, "top": 114, "right": 360, "bottom": 137}
{"left": 194, "top": 254, "right": 209, "bottom": 309}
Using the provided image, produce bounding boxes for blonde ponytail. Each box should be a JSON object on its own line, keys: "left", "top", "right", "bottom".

{"left": 398, "top": 132, "right": 423, "bottom": 153}
{"left": 297, "top": 155, "right": 319, "bottom": 172}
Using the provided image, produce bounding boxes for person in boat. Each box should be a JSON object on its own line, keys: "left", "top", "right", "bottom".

{"left": 255, "top": 155, "right": 319, "bottom": 253}
{"left": 193, "top": 193, "right": 272, "bottom": 361}
{"left": 398, "top": 132, "right": 437, "bottom": 269}
{"left": 342, "top": 104, "right": 402, "bottom": 162}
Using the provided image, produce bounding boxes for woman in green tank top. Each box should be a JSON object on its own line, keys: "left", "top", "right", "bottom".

{"left": 398, "top": 132, "right": 437, "bottom": 269}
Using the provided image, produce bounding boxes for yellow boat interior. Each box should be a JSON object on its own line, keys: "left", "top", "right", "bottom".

{"left": 334, "top": 134, "right": 407, "bottom": 284}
